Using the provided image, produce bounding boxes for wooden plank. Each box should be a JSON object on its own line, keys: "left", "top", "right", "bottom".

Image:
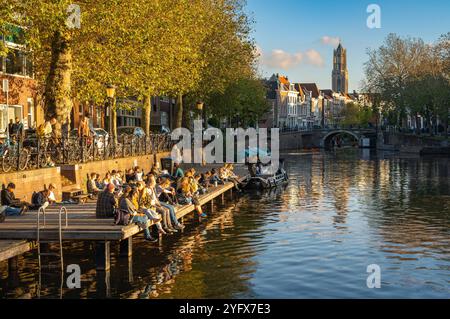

{"left": 0, "top": 240, "right": 33, "bottom": 262}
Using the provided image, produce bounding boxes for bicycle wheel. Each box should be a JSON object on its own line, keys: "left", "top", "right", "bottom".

{"left": 2, "top": 154, "right": 13, "bottom": 173}
{"left": 18, "top": 148, "right": 30, "bottom": 171}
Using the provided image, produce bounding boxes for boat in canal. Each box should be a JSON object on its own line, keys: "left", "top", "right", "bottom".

{"left": 244, "top": 159, "right": 289, "bottom": 190}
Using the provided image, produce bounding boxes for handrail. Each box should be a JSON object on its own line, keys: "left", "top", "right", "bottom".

{"left": 58, "top": 206, "right": 67, "bottom": 272}
{"left": 59, "top": 206, "right": 68, "bottom": 228}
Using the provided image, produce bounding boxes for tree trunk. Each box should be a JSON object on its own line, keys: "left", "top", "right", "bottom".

{"left": 44, "top": 30, "right": 73, "bottom": 138}
{"left": 415, "top": 115, "right": 421, "bottom": 135}
{"left": 142, "top": 94, "right": 151, "bottom": 135}
{"left": 174, "top": 93, "right": 183, "bottom": 129}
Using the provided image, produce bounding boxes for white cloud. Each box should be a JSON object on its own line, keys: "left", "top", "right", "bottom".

{"left": 305, "top": 49, "right": 324, "bottom": 67}
{"left": 321, "top": 36, "right": 340, "bottom": 47}
{"left": 257, "top": 45, "right": 326, "bottom": 70}
{"left": 262, "top": 49, "right": 303, "bottom": 70}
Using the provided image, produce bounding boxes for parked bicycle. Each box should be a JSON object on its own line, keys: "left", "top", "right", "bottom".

{"left": 0, "top": 135, "right": 30, "bottom": 173}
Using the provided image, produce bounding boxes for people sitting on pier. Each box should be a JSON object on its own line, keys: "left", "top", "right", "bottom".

{"left": 223, "top": 164, "right": 241, "bottom": 192}
{"left": 145, "top": 178, "right": 176, "bottom": 233}
{"left": 125, "top": 168, "right": 135, "bottom": 184}
{"left": 150, "top": 162, "right": 162, "bottom": 177}
{"left": 0, "top": 183, "right": 29, "bottom": 216}
{"left": 119, "top": 186, "right": 158, "bottom": 243}
{"left": 110, "top": 170, "right": 123, "bottom": 191}
{"left": 209, "top": 169, "right": 224, "bottom": 186}
{"left": 96, "top": 183, "right": 117, "bottom": 219}
{"left": 135, "top": 167, "right": 144, "bottom": 182}
{"left": 194, "top": 174, "right": 207, "bottom": 195}
{"left": 31, "top": 189, "right": 50, "bottom": 210}
{"left": 157, "top": 177, "right": 177, "bottom": 205}
{"left": 148, "top": 175, "right": 184, "bottom": 231}
{"left": 103, "top": 172, "right": 113, "bottom": 187}
{"left": 177, "top": 176, "right": 206, "bottom": 218}
{"left": 95, "top": 173, "right": 104, "bottom": 190}
{"left": 87, "top": 173, "right": 101, "bottom": 197}
{"left": 47, "top": 183, "right": 57, "bottom": 204}
{"left": 173, "top": 163, "right": 184, "bottom": 181}
{"left": 199, "top": 172, "right": 212, "bottom": 189}
{"left": 136, "top": 181, "right": 166, "bottom": 235}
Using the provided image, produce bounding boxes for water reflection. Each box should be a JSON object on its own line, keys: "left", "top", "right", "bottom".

{"left": 0, "top": 150, "right": 449, "bottom": 298}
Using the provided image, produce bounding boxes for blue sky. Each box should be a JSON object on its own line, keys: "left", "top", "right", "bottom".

{"left": 246, "top": 0, "right": 450, "bottom": 91}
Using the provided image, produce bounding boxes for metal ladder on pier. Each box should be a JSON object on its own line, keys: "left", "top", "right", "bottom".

{"left": 36, "top": 206, "right": 68, "bottom": 298}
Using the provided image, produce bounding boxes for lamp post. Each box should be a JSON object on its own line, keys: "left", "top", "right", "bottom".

{"left": 196, "top": 101, "right": 205, "bottom": 129}
{"left": 106, "top": 84, "right": 116, "bottom": 144}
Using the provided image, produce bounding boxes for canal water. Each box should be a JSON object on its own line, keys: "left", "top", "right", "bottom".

{"left": 1, "top": 150, "right": 449, "bottom": 299}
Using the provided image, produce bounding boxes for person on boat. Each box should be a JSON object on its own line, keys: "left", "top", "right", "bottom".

{"left": 96, "top": 183, "right": 117, "bottom": 219}
{"left": 119, "top": 186, "right": 157, "bottom": 243}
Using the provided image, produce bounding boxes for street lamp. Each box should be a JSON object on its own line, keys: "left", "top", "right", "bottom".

{"left": 106, "top": 84, "right": 116, "bottom": 100}
{"left": 105, "top": 84, "right": 116, "bottom": 143}
{"left": 196, "top": 101, "right": 205, "bottom": 128}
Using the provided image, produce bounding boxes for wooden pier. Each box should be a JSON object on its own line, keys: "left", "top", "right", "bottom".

{"left": 0, "top": 179, "right": 242, "bottom": 272}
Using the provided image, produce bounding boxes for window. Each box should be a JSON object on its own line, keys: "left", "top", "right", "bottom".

{"left": 3, "top": 48, "right": 32, "bottom": 77}
{"left": 27, "top": 98, "right": 34, "bottom": 129}
{"left": 5, "top": 49, "right": 24, "bottom": 75}
{"left": 4, "top": 25, "right": 26, "bottom": 46}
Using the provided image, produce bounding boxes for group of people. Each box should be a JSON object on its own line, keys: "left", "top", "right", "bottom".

{"left": 0, "top": 161, "right": 241, "bottom": 243}
{"left": 93, "top": 162, "right": 241, "bottom": 242}
{"left": 0, "top": 183, "right": 58, "bottom": 222}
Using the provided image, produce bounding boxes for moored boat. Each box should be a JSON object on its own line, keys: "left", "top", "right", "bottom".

{"left": 244, "top": 159, "right": 289, "bottom": 190}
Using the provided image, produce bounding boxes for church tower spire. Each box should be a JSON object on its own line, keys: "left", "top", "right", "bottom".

{"left": 332, "top": 42, "right": 349, "bottom": 94}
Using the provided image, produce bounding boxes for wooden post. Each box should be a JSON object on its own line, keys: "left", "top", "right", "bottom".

{"left": 210, "top": 199, "right": 214, "bottom": 212}
{"left": 96, "top": 268, "right": 111, "bottom": 298}
{"left": 119, "top": 237, "right": 133, "bottom": 258}
{"left": 222, "top": 193, "right": 225, "bottom": 204}
{"left": 128, "top": 256, "right": 133, "bottom": 284}
{"left": 8, "top": 256, "right": 19, "bottom": 272}
{"left": 95, "top": 241, "right": 111, "bottom": 271}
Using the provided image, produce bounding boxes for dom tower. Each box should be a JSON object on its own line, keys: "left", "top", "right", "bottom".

{"left": 332, "top": 43, "right": 349, "bottom": 94}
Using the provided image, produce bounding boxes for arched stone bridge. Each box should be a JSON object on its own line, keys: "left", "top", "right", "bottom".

{"left": 279, "top": 128, "right": 378, "bottom": 150}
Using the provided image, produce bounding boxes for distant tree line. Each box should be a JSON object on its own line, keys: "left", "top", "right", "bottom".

{"left": 364, "top": 33, "right": 450, "bottom": 135}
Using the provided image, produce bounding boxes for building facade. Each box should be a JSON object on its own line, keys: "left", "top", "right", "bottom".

{"left": 0, "top": 25, "right": 41, "bottom": 138}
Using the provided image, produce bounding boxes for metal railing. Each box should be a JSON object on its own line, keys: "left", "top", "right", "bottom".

{"left": 0, "top": 133, "right": 174, "bottom": 173}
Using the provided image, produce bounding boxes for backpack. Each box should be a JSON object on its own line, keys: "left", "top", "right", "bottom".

{"left": 32, "top": 191, "right": 46, "bottom": 207}
{"left": 114, "top": 208, "right": 132, "bottom": 226}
